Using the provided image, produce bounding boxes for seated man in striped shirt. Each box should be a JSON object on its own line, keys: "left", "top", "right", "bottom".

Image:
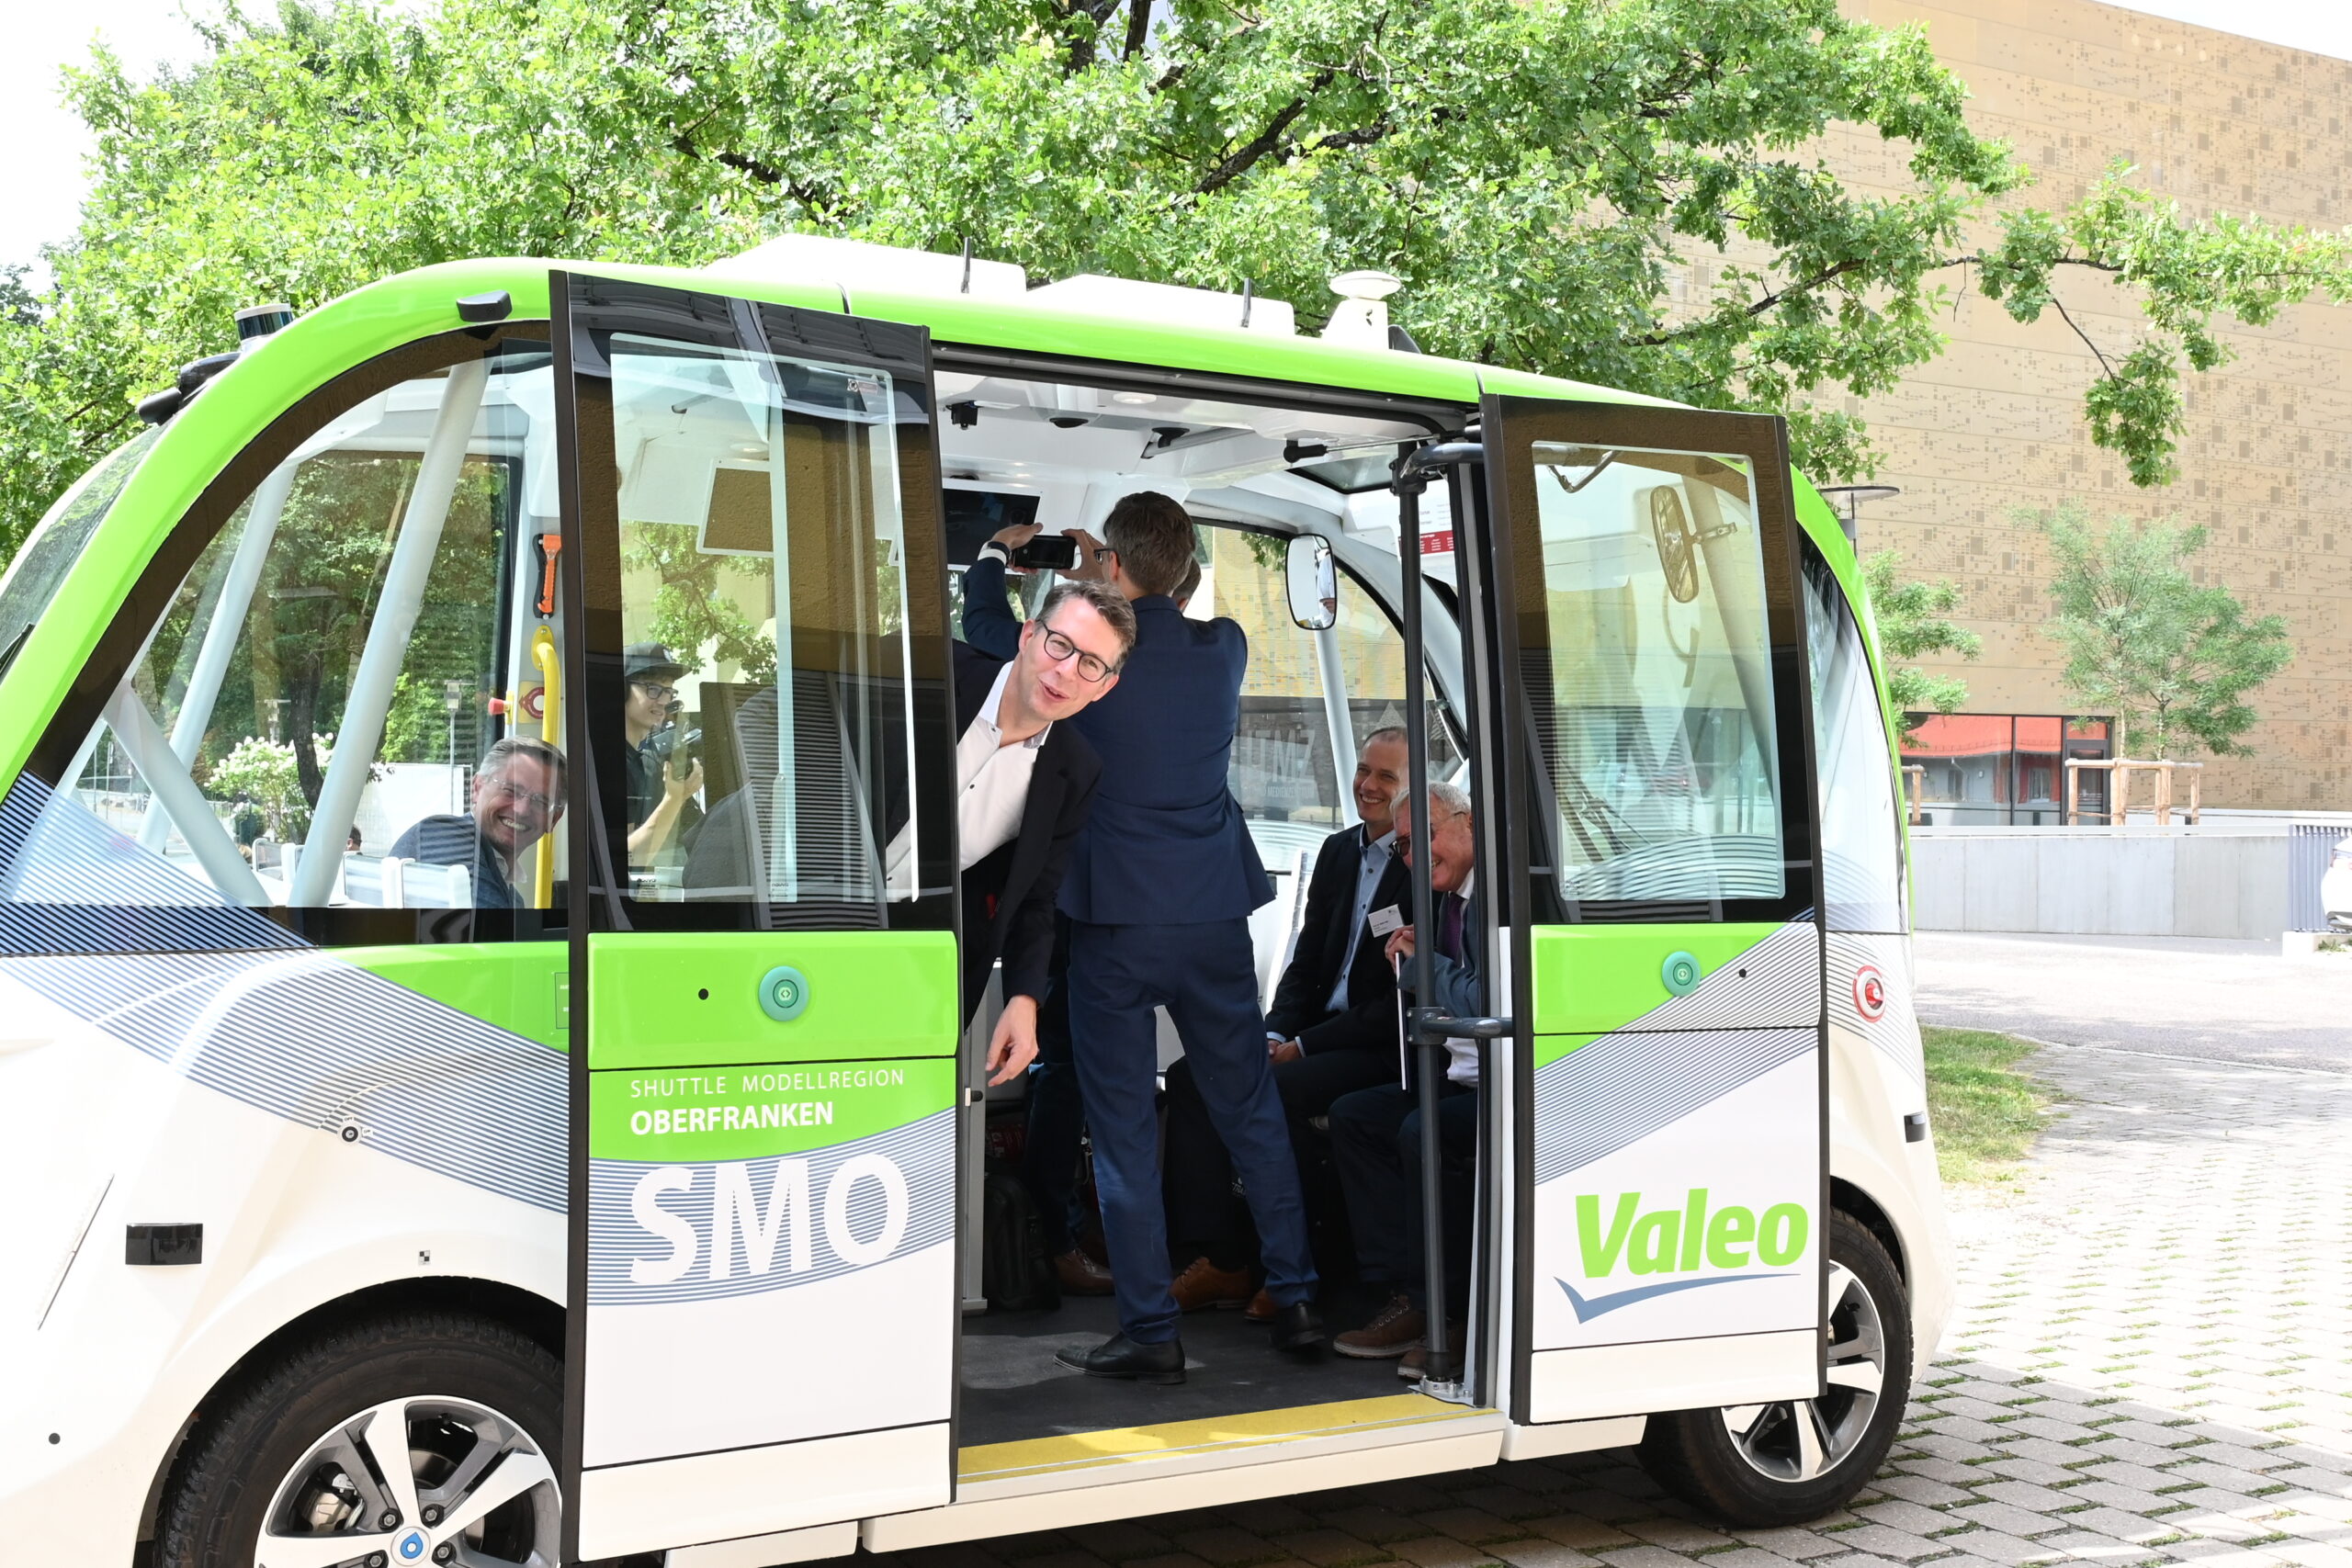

{"left": 389, "top": 736, "right": 566, "bottom": 909}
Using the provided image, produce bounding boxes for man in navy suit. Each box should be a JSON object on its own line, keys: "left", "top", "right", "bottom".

{"left": 1159, "top": 727, "right": 1411, "bottom": 1313}
{"left": 967, "top": 493, "right": 1325, "bottom": 1382}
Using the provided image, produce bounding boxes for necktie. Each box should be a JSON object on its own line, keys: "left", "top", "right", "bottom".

{"left": 1439, "top": 892, "right": 1466, "bottom": 963}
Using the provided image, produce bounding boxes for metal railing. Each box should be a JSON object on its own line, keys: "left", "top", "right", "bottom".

{"left": 2287, "top": 823, "right": 2344, "bottom": 932}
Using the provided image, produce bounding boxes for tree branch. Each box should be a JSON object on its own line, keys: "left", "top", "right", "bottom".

{"left": 673, "top": 132, "right": 832, "bottom": 212}
{"left": 1624, "top": 256, "right": 1866, "bottom": 345}
{"left": 1196, "top": 70, "right": 1332, "bottom": 194}
{"left": 2046, "top": 289, "right": 2116, "bottom": 378}
{"left": 1124, "top": 0, "right": 1150, "bottom": 60}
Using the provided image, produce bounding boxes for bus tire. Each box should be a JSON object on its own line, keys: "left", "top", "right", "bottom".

{"left": 1635, "top": 1212, "right": 1912, "bottom": 1527}
{"left": 154, "top": 1307, "right": 565, "bottom": 1568}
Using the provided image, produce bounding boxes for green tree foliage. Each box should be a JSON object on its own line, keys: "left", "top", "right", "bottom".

{"left": 6, "top": 0, "right": 2350, "bottom": 551}
{"left": 208, "top": 733, "right": 321, "bottom": 838}
{"left": 2030, "top": 502, "right": 2292, "bottom": 759}
{"left": 622, "top": 524, "right": 779, "bottom": 687}
{"left": 1861, "top": 548, "right": 1981, "bottom": 722}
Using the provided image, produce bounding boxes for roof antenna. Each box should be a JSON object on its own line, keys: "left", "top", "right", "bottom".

{"left": 1239, "top": 278, "right": 1254, "bottom": 330}
{"left": 961, "top": 238, "right": 975, "bottom": 296}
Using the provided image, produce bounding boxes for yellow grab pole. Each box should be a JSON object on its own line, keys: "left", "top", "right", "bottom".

{"left": 532, "top": 625, "right": 560, "bottom": 909}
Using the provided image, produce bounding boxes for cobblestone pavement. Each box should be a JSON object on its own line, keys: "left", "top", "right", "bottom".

{"left": 877, "top": 1045, "right": 2352, "bottom": 1568}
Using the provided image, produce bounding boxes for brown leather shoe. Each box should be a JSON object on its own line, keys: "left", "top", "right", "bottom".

{"left": 1243, "top": 1287, "right": 1276, "bottom": 1322}
{"left": 1334, "top": 1293, "right": 1424, "bottom": 1359}
{"left": 1054, "top": 1248, "right": 1114, "bottom": 1296}
{"left": 1396, "top": 1323, "right": 1463, "bottom": 1380}
{"left": 1170, "top": 1257, "right": 1254, "bottom": 1313}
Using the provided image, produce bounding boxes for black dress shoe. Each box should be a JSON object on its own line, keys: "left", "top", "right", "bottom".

{"left": 1056, "top": 1333, "right": 1186, "bottom": 1383}
{"left": 1267, "top": 1300, "right": 1328, "bottom": 1353}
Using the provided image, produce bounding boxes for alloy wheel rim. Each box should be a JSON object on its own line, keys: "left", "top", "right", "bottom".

{"left": 254, "top": 1393, "right": 560, "bottom": 1568}
{"left": 1718, "top": 1260, "right": 1887, "bottom": 1484}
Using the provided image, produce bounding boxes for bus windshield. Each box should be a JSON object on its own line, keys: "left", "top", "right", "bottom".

{"left": 0, "top": 430, "right": 161, "bottom": 671}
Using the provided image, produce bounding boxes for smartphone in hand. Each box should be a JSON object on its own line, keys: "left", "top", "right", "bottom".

{"left": 1011, "top": 535, "right": 1079, "bottom": 571}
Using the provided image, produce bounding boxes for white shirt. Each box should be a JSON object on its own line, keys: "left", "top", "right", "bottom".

{"left": 956, "top": 660, "right": 1050, "bottom": 871}
{"left": 1321, "top": 826, "right": 1398, "bottom": 1016}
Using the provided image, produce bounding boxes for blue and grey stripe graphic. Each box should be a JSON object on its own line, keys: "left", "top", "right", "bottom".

{"left": 1614, "top": 919, "right": 1820, "bottom": 1033}
{"left": 587, "top": 1108, "right": 956, "bottom": 1305}
{"left": 0, "top": 774, "right": 304, "bottom": 953}
{"left": 0, "top": 944, "right": 570, "bottom": 1211}
{"left": 1532, "top": 1024, "right": 1814, "bottom": 1186}
{"left": 1532, "top": 918, "right": 1821, "bottom": 1185}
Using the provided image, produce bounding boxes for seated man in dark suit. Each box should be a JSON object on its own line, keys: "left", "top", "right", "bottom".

{"left": 1328, "top": 779, "right": 1485, "bottom": 1380}
{"left": 390, "top": 736, "right": 566, "bottom": 909}
{"left": 1159, "top": 727, "right": 1412, "bottom": 1313}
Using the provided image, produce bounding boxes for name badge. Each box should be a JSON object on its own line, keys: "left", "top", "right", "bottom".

{"left": 1367, "top": 904, "right": 1405, "bottom": 938}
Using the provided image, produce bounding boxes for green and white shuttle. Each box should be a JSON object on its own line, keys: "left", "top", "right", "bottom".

{"left": 0, "top": 236, "right": 1948, "bottom": 1568}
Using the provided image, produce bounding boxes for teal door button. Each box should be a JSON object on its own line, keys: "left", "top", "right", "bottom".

{"left": 1661, "top": 951, "right": 1702, "bottom": 997}
{"left": 758, "top": 964, "right": 811, "bottom": 1021}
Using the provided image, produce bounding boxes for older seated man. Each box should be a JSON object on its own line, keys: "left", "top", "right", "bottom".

{"left": 1326, "top": 779, "right": 1484, "bottom": 1376}
{"left": 390, "top": 736, "right": 566, "bottom": 909}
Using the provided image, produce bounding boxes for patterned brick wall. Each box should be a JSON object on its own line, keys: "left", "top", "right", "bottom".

{"left": 1823, "top": 0, "right": 2352, "bottom": 807}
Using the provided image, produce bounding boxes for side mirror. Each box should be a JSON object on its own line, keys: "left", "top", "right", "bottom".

{"left": 1285, "top": 535, "right": 1338, "bottom": 630}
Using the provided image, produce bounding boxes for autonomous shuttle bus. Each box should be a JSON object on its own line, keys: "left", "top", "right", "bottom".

{"left": 0, "top": 238, "right": 1949, "bottom": 1568}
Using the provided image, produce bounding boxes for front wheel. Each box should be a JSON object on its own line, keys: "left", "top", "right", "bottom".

{"left": 1637, "top": 1212, "right": 1912, "bottom": 1526}
{"left": 155, "top": 1309, "right": 564, "bottom": 1568}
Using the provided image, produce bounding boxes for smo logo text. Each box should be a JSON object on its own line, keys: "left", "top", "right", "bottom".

{"left": 628, "top": 1155, "right": 909, "bottom": 1286}
{"left": 1560, "top": 1188, "right": 1808, "bottom": 1322}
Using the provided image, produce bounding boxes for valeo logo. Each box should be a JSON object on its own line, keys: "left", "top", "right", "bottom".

{"left": 1559, "top": 1188, "right": 1809, "bottom": 1323}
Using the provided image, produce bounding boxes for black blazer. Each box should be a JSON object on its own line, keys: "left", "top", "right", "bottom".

{"left": 1265, "top": 824, "right": 1408, "bottom": 1057}
{"left": 954, "top": 638, "right": 1101, "bottom": 1020}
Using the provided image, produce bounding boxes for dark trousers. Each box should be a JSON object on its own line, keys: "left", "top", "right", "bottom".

{"left": 1329, "top": 1081, "right": 1478, "bottom": 1315}
{"left": 1019, "top": 916, "right": 1084, "bottom": 1254}
{"left": 1162, "top": 1044, "right": 1393, "bottom": 1266}
{"left": 1067, "top": 918, "right": 1317, "bottom": 1344}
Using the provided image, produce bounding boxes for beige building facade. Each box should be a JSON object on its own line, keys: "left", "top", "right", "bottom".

{"left": 1819, "top": 0, "right": 2352, "bottom": 810}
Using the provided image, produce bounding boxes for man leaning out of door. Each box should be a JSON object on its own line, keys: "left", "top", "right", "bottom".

{"left": 930, "top": 579, "right": 1137, "bottom": 1091}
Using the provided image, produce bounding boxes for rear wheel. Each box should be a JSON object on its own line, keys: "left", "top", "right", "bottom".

{"left": 1637, "top": 1212, "right": 1911, "bottom": 1526}
{"left": 155, "top": 1309, "right": 563, "bottom": 1568}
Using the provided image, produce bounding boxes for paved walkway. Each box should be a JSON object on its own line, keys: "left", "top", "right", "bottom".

{"left": 1914, "top": 931, "right": 2352, "bottom": 1072}
{"left": 877, "top": 1035, "right": 2352, "bottom": 1568}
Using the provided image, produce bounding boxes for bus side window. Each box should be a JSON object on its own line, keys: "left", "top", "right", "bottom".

{"left": 1801, "top": 549, "right": 1905, "bottom": 933}
{"left": 8, "top": 344, "right": 566, "bottom": 920}
{"left": 597, "top": 334, "right": 930, "bottom": 913}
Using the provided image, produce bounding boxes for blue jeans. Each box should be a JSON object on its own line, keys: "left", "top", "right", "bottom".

{"left": 1067, "top": 918, "right": 1317, "bottom": 1344}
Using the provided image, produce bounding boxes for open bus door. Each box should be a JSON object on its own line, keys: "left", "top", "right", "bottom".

{"left": 551, "top": 272, "right": 964, "bottom": 1562}
{"left": 1465, "top": 398, "right": 1829, "bottom": 1429}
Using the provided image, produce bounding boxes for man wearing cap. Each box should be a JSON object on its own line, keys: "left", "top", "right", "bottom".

{"left": 622, "top": 643, "right": 704, "bottom": 867}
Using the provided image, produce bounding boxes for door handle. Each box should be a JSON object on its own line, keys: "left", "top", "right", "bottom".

{"left": 1409, "top": 1006, "right": 1514, "bottom": 1043}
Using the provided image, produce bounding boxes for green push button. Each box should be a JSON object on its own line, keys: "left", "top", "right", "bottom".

{"left": 758, "top": 964, "right": 810, "bottom": 1021}
{"left": 1661, "top": 951, "right": 1702, "bottom": 998}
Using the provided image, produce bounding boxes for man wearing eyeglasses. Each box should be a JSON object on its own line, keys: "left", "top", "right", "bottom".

{"left": 967, "top": 491, "right": 1326, "bottom": 1382}
{"left": 948, "top": 581, "right": 1136, "bottom": 1108}
{"left": 621, "top": 643, "right": 704, "bottom": 868}
{"left": 389, "top": 737, "right": 567, "bottom": 909}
